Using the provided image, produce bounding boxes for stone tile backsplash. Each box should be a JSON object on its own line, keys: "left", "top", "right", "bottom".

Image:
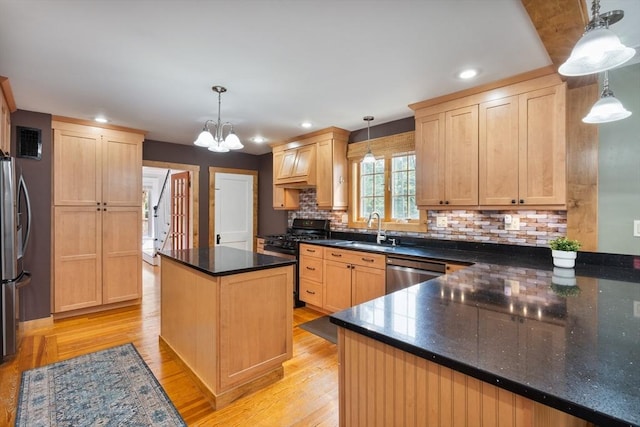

{"left": 287, "top": 189, "right": 566, "bottom": 247}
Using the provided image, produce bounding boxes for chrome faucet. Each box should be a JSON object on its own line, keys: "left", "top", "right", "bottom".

{"left": 367, "top": 211, "right": 386, "bottom": 244}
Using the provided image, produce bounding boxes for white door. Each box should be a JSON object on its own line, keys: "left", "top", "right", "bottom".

{"left": 214, "top": 172, "right": 253, "bottom": 251}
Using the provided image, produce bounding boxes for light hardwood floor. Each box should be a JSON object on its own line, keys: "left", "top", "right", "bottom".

{"left": 0, "top": 263, "right": 339, "bottom": 426}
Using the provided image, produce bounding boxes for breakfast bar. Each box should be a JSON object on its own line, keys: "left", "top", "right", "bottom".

{"left": 331, "top": 262, "right": 639, "bottom": 427}
{"left": 159, "top": 247, "right": 296, "bottom": 409}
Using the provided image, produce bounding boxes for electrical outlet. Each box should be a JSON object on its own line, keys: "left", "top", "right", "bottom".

{"left": 436, "top": 216, "right": 448, "bottom": 227}
{"left": 634, "top": 301, "right": 640, "bottom": 318}
{"left": 505, "top": 215, "right": 520, "bottom": 231}
{"left": 634, "top": 220, "right": 640, "bottom": 237}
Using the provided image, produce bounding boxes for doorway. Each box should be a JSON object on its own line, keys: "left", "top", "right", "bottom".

{"left": 209, "top": 167, "right": 258, "bottom": 251}
{"left": 143, "top": 161, "right": 200, "bottom": 264}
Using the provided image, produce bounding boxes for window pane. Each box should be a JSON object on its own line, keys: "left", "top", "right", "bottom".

{"left": 361, "top": 175, "right": 373, "bottom": 196}
{"left": 374, "top": 159, "right": 385, "bottom": 174}
{"left": 360, "top": 160, "right": 385, "bottom": 219}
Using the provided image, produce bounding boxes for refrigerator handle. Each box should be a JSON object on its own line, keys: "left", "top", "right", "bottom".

{"left": 18, "top": 174, "right": 32, "bottom": 255}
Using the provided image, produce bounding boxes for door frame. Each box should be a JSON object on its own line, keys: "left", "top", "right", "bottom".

{"left": 209, "top": 167, "right": 258, "bottom": 249}
{"left": 143, "top": 160, "right": 200, "bottom": 248}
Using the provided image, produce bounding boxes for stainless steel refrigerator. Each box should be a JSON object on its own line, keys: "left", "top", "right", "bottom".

{"left": 1, "top": 155, "right": 31, "bottom": 362}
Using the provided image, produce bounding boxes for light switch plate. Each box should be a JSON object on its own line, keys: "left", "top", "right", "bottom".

{"left": 436, "top": 216, "right": 448, "bottom": 227}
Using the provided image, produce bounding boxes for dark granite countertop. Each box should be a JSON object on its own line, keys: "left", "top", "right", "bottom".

{"left": 315, "top": 238, "right": 640, "bottom": 426}
{"left": 159, "top": 247, "right": 296, "bottom": 277}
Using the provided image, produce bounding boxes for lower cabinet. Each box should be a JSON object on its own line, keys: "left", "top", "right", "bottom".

{"left": 299, "top": 244, "right": 385, "bottom": 313}
{"left": 53, "top": 206, "right": 141, "bottom": 314}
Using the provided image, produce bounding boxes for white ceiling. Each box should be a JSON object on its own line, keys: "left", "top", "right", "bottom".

{"left": 0, "top": 0, "right": 638, "bottom": 155}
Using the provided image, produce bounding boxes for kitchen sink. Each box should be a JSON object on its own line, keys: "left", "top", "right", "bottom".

{"left": 332, "top": 241, "right": 397, "bottom": 252}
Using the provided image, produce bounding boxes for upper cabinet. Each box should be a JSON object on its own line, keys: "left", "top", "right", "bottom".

{"left": 412, "top": 72, "right": 567, "bottom": 210}
{"left": 53, "top": 122, "right": 143, "bottom": 206}
{"left": 0, "top": 77, "right": 16, "bottom": 155}
{"left": 271, "top": 127, "right": 349, "bottom": 210}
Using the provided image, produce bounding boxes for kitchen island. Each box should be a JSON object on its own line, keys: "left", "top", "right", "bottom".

{"left": 159, "top": 247, "right": 296, "bottom": 409}
{"left": 331, "top": 261, "right": 639, "bottom": 426}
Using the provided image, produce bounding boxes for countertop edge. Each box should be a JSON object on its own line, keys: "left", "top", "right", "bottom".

{"left": 159, "top": 251, "right": 296, "bottom": 277}
{"left": 329, "top": 315, "right": 633, "bottom": 427}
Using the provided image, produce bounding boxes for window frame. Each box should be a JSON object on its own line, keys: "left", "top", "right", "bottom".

{"left": 348, "top": 151, "right": 427, "bottom": 233}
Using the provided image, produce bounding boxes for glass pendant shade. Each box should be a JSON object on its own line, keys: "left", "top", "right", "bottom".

{"left": 362, "top": 150, "right": 376, "bottom": 163}
{"left": 194, "top": 129, "right": 214, "bottom": 147}
{"left": 208, "top": 141, "right": 230, "bottom": 153}
{"left": 582, "top": 95, "right": 632, "bottom": 123}
{"left": 559, "top": 27, "right": 636, "bottom": 76}
{"left": 224, "top": 130, "right": 244, "bottom": 150}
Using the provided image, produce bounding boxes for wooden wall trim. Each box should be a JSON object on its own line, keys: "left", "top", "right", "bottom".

{"left": 0, "top": 76, "right": 17, "bottom": 112}
{"left": 52, "top": 115, "right": 147, "bottom": 135}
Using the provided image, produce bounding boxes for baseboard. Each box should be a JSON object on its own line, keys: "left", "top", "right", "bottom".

{"left": 19, "top": 315, "right": 54, "bottom": 333}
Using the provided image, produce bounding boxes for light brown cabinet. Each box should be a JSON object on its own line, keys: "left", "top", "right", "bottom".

{"left": 323, "top": 247, "right": 386, "bottom": 312}
{"left": 415, "top": 105, "right": 478, "bottom": 208}
{"left": 0, "top": 78, "right": 13, "bottom": 155}
{"left": 299, "top": 244, "right": 385, "bottom": 313}
{"left": 479, "top": 84, "right": 566, "bottom": 207}
{"left": 271, "top": 127, "right": 349, "bottom": 210}
{"left": 412, "top": 73, "right": 567, "bottom": 210}
{"left": 274, "top": 144, "right": 316, "bottom": 185}
{"left": 52, "top": 120, "right": 144, "bottom": 315}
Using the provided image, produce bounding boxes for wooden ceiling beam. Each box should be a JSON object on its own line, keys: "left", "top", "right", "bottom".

{"left": 521, "top": 0, "right": 597, "bottom": 87}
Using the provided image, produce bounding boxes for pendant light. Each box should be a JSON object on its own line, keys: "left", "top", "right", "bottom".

{"left": 362, "top": 116, "right": 376, "bottom": 163}
{"left": 582, "top": 70, "right": 632, "bottom": 124}
{"left": 558, "top": 0, "right": 635, "bottom": 77}
{"left": 193, "top": 85, "right": 244, "bottom": 153}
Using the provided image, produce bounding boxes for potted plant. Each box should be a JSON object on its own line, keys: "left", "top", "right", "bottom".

{"left": 549, "top": 237, "right": 581, "bottom": 268}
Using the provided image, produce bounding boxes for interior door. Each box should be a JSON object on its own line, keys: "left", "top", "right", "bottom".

{"left": 170, "top": 171, "right": 190, "bottom": 251}
{"left": 214, "top": 172, "right": 253, "bottom": 251}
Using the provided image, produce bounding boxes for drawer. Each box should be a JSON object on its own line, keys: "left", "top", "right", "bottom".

{"left": 299, "top": 243, "right": 323, "bottom": 258}
{"left": 323, "top": 247, "right": 386, "bottom": 269}
{"left": 299, "top": 278, "right": 322, "bottom": 306}
{"left": 299, "top": 256, "right": 323, "bottom": 282}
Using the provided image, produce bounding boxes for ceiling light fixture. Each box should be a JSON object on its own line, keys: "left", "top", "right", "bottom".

{"left": 301, "top": 121, "right": 312, "bottom": 129}
{"left": 251, "top": 136, "right": 266, "bottom": 143}
{"left": 194, "top": 85, "right": 243, "bottom": 153}
{"left": 582, "top": 70, "right": 632, "bottom": 124}
{"left": 558, "top": 0, "right": 635, "bottom": 77}
{"left": 362, "top": 116, "right": 376, "bottom": 164}
{"left": 458, "top": 69, "right": 478, "bottom": 79}
{"left": 95, "top": 117, "right": 108, "bottom": 123}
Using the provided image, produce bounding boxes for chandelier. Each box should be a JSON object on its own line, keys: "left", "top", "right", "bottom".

{"left": 193, "top": 86, "right": 243, "bottom": 152}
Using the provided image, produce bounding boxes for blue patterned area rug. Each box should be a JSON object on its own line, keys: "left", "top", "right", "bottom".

{"left": 16, "top": 343, "right": 186, "bottom": 427}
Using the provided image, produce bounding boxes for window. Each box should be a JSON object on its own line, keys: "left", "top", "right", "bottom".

{"left": 351, "top": 151, "right": 425, "bottom": 232}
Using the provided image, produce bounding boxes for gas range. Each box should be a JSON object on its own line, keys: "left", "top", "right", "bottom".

{"left": 264, "top": 219, "right": 331, "bottom": 255}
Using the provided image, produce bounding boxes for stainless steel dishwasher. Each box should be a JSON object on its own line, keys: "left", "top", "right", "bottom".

{"left": 386, "top": 256, "right": 446, "bottom": 293}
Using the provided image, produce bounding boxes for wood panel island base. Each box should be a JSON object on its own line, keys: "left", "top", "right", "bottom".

{"left": 159, "top": 248, "right": 295, "bottom": 409}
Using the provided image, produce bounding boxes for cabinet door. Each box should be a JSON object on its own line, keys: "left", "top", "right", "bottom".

{"left": 316, "top": 138, "right": 348, "bottom": 209}
{"left": 102, "top": 206, "right": 142, "bottom": 304}
{"left": 53, "top": 207, "right": 102, "bottom": 312}
{"left": 300, "top": 278, "right": 323, "bottom": 306}
{"left": 518, "top": 84, "right": 566, "bottom": 206}
{"left": 479, "top": 96, "right": 520, "bottom": 206}
{"left": 323, "top": 259, "right": 352, "bottom": 312}
{"left": 445, "top": 105, "right": 478, "bottom": 206}
{"left": 102, "top": 132, "right": 143, "bottom": 206}
{"left": 53, "top": 129, "right": 101, "bottom": 206}
{"left": 276, "top": 149, "right": 297, "bottom": 180}
{"left": 351, "top": 265, "right": 385, "bottom": 306}
{"left": 416, "top": 113, "right": 445, "bottom": 206}
{"left": 292, "top": 144, "right": 315, "bottom": 178}
{"left": 273, "top": 186, "right": 299, "bottom": 210}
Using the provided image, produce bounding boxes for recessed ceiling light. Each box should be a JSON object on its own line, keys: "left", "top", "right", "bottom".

{"left": 301, "top": 121, "right": 312, "bottom": 129}
{"left": 94, "top": 117, "right": 108, "bottom": 123}
{"left": 458, "top": 69, "right": 478, "bottom": 80}
{"left": 251, "top": 136, "right": 266, "bottom": 143}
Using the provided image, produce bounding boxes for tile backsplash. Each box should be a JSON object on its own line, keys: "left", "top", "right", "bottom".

{"left": 287, "top": 189, "right": 566, "bottom": 247}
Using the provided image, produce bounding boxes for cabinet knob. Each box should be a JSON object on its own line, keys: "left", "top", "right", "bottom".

{"left": 97, "top": 208, "right": 101, "bottom": 211}
{"left": 445, "top": 201, "right": 449, "bottom": 205}
{"left": 511, "top": 199, "right": 516, "bottom": 204}
{"left": 519, "top": 199, "right": 525, "bottom": 204}
{"left": 96, "top": 202, "right": 100, "bottom": 206}
{"left": 439, "top": 201, "right": 443, "bottom": 205}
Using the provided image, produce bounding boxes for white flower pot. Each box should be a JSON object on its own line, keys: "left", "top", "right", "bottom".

{"left": 552, "top": 267, "right": 577, "bottom": 286}
{"left": 552, "top": 250, "right": 577, "bottom": 268}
